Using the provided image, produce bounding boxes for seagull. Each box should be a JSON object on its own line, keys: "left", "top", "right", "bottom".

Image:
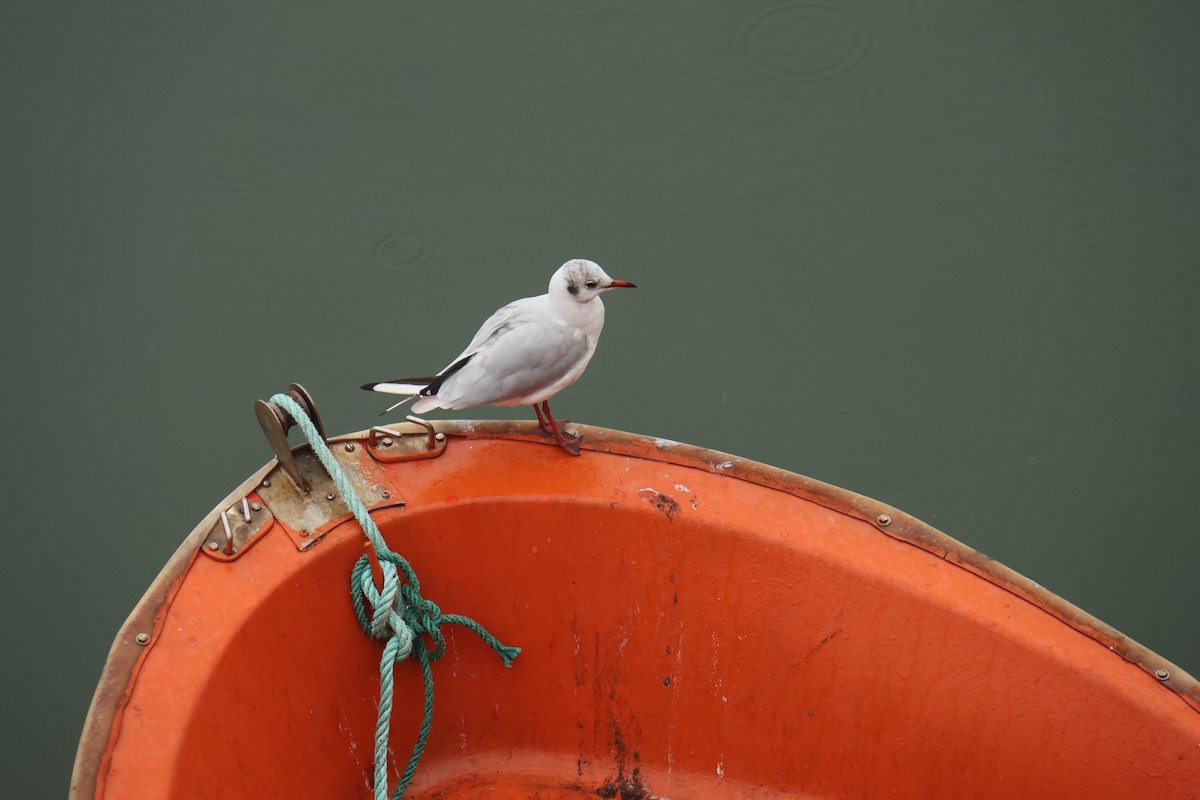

{"left": 362, "top": 258, "right": 636, "bottom": 455}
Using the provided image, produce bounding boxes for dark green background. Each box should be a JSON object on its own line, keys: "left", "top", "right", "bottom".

{"left": 3, "top": 2, "right": 1197, "bottom": 795}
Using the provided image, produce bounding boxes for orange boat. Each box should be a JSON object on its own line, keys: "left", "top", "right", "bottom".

{"left": 72, "top": 390, "right": 1200, "bottom": 798}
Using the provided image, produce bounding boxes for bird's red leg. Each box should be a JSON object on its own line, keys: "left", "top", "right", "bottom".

{"left": 537, "top": 399, "right": 580, "bottom": 456}
{"left": 533, "top": 402, "right": 551, "bottom": 433}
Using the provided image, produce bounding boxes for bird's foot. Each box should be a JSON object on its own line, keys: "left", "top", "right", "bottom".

{"left": 554, "top": 427, "right": 582, "bottom": 456}
{"left": 541, "top": 416, "right": 581, "bottom": 456}
{"left": 533, "top": 403, "right": 581, "bottom": 455}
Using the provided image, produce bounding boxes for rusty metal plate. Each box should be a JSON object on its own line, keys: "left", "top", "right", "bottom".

{"left": 256, "top": 443, "right": 404, "bottom": 549}
{"left": 199, "top": 495, "right": 274, "bottom": 561}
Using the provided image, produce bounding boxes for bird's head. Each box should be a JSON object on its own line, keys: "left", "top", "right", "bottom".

{"left": 550, "top": 259, "right": 637, "bottom": 303}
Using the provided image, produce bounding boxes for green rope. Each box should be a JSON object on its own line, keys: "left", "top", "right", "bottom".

{"left": 269, "top": 394, "right": 520, "bottom": 800}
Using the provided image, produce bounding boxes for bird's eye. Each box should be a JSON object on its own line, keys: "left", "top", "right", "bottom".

{"left": 585, "top": 281, "right": 597, "bottom": 289}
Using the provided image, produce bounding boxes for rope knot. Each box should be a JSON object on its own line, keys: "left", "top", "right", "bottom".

{"left": 352, "top": 557, "right": 415, "bottom": 663}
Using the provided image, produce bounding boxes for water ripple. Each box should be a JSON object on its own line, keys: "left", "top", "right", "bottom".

{"left": 525, "top": 0, "right": 643, "bottom": 16}
{"left": 175, "top": 102, "right": 311, "bottom": 193}
{"left": 757, "top": 400, "right": 899, "bottom": 455}
{"left": 736, "top": 1, "right": 874, "bottom": 84}
{"left": 1170, "top": 373, "right": 1200, "bottom": 452}
{"left": 373, "top": 230, "right": 434, "bottom": 274}
{"left": 864, "top": 48, "right": 1054, "bottom": 158}
{"left": 907, "top": 0, "right": 1011, "bottom": 31}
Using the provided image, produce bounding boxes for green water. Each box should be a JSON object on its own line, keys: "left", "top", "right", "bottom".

{"left": 3, "top": 2, "right": 1198, "bottom": 795}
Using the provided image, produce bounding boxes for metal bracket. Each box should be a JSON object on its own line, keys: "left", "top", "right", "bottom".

{"left": 256, "top": 444, "right": 405, "bottom": 550}
{"left": 251, "top": 383, "right": 410, "bottom": 550}
{"left": 254, "top": 383, "right": 326, "bottom": 493}
{"left": 366, "top": 417, "right": 447, "bottom": 463}
{"left": 200, "top": 496, "right": 274, "bottom": 561}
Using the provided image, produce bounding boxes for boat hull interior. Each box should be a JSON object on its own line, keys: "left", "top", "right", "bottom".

{"left": 73, "top": 423, "right": 1200, "bottom": 798}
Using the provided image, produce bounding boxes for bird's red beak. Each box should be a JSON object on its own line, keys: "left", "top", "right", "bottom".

{"left": 606, "top": 279, "right": 637, "bottom": 289}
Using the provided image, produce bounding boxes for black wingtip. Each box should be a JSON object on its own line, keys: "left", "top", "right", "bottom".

{"left": 361, "top": 382, "right": 380, "bottom": 391}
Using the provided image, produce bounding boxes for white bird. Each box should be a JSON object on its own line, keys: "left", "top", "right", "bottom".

{"left": 362, "top": 258, "right": 636, "bottom": 454}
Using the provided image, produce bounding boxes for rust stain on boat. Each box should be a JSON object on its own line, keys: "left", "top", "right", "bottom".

{"left": 637, "top": 488, "right": 680, "bottom": 520}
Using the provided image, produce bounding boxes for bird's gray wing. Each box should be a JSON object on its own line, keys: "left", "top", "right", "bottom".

{"left": 441, "top": 298, "right": 533, "bottom": 371}
{"left": 436, "top": 312, "right": 590, "bottom": 408}
{"left": 366, "top": 298, "right": 549, "bottom": 405}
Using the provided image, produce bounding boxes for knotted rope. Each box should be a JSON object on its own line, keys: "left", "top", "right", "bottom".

{"left": 269, "top": 394, "right": 520, "bottom": 800}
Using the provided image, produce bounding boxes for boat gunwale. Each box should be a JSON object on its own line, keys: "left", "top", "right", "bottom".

{"left": 70, "top": 419, "right": 1200, "bottom": 798}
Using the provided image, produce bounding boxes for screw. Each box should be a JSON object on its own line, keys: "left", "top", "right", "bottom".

{"left": 435, "top": 432, "right": 446, "bottom": 442}
{"left": 251, "top": 502, "right": 262, "bottom": 511}
{"left": 876, "top": 514, "right": 892, "bottom": 527}
{"left": 135, "top": 633, "right": 151, "bottom": 646}
{"left": 206, "top": 542, "right": 219, "bottom": 551}
{"left": 326, "top": 492, "right": 336, "bottom": 501}
{"left": 262, "top": 479, "right": 271, "bottom": 488}
{"left": 382, "top": 436, "right": 394, "bottom": 447}
{"left": 1155, "top": 668, "right": 1170, "bottom": 681}
{"left": 381, "top": 490, "right": 391, "bottom": 499}
{"left": 344, "top": 443, "right": 355, "bottom": 452}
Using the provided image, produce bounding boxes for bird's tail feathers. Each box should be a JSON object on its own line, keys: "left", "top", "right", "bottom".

{"left": 362, "top": 379, "right": 433, "bottom": 416}
{"left": 363, "top": 356, "right": 473, "bottom": 416}
{"left": 379, "top": 394, "right": 416, "bottom": 416}
{"left": 361, "top": 379, "right": 437, "bottom": 395}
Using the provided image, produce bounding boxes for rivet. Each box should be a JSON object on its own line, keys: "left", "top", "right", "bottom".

{"left": 251, "top": 502, "right": 262, "bottom": 512}
{"left": 262, "top": 479, "right": 271, "bottom": 488}
{"left": 434, "top": 432, "right": 446, "bottom": 442}
{"left": 381, "top": 490, "right": 392, "bottom": 499}
{"left": 382, "top": 436, "right": 394, "bottom": 447}
{"left": 206, "top": 542, "right": 219, "bottom": 551}
{"left": 1155, "top": 668, "right": 1170, "bottom": 681}
{"left": 344, "top": 443, "right": 355, "bottom": 452}
{"left": 135, "top": 633, "right": 151, "bottom": 646}
{"left": 326, "top": 492, "right": 336, "bottom": 501}
{"left": 876, "top": 514, "right": 892, "bottom": 527}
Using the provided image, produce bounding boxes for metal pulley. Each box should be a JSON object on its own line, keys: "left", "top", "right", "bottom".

{"left": 254, "top": 383, "right": 326, "bottom": 493}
